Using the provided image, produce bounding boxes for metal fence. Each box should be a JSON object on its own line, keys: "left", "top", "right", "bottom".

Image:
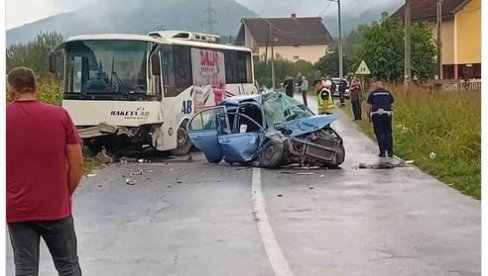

{"left": 431, "top": 79, "right": 482, "bottom": 91}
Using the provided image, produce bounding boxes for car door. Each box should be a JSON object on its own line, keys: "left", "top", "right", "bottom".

{"left": 187, "top": 106, "right": 228, "bottom": 163}
{"left": 218, "top": 103, "right": 265, "bottom": 163}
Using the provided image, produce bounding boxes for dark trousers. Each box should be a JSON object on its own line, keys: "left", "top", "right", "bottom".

{"left": 372, "top": 114, "right": 393, "bottom": 155}
{"left": 8, "top": 216, "right": 81, "bottom": 276}
{"left": 351, "top": 100, "right": 362, "bottom": 120}
{"left": 301, "top": 90, "right": 308, "bottom": 106}
{"left": 339, "top": 90, "right": 346, "bottom": 106}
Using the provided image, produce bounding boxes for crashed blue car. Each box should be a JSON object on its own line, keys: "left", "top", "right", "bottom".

{"left": 186, "top": 92, "right": 345, "bottom": 168}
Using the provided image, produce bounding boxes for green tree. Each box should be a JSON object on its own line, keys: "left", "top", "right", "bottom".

{"left": 357, "top": 13, "right": 405, "bottom": 82}
{"left": 314, "top": 47, "right": 353, "bottom": 77}
{"left": 7, "top": 31, "right": 64, "bottom": 76}
{"left": 353, "top": 12, "right": 437, "bottom": 82}
{"left": 253, "top": 55, "right": 316, "bottom": 89}
{"left": 411, "top": 22, "right": 437, "bottom": 80}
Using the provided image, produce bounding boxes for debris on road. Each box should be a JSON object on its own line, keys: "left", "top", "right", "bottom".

{"left": 138, "top": 159, "right": 145, "bottom": 163}
{"left": 405, "top": 160, "right": 415, "bottom": 164}
{"left": 320, "top": 175, "right": 325, "bottom": 178}
{"left": 281, "top": 171, "right": 295, "bottom": 174}
{"left": 130, "top": 168, "right": 143, "bottom": 176}
{"left": 359, "top": 162, "right": 394, "bottom": 169}
{"left": 281, "top": 171, "right": 315, "bottom": 175}
{"left": 277, "top": 194, "right": 283, "bottom": 197}
{"left": 86, "top": 173, "right": 97, "bottom": 177}
{"left": 96, "top": 149, "right": 113, "bottom": 164}
{"left": 125, "top": 178, "right": 136, "bottom": 185}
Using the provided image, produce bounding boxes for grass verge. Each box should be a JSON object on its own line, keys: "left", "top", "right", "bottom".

{"left": 342, "top": 86, "right": 481, "bottom": 200}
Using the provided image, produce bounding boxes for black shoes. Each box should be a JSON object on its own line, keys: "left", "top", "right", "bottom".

{"left": 378, "top": 153, "right": 386, "bottom": 158}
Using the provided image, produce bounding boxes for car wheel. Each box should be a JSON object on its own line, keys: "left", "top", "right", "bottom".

{"left": 260, "top": 139, "right": 284, "bottom": 168}
{"left": 169, "top": 123, "right": 192, "bottom": 156}
{"left": 206, "top": 155, "right": 223, "bottom": 164}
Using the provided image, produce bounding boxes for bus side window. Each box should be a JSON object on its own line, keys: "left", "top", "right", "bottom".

{"left": 236, "top": 51, "right": 249, "bottom": 83}
{"left": 224, "top": 51, "right": 238, "bottom": 83}
{"left": 173, "top": 46, "right": 193, "bottom": 95}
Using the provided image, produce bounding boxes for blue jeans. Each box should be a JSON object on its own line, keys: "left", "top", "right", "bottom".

{"left": 8, "top": 216, "right": 81, "bottom": 276}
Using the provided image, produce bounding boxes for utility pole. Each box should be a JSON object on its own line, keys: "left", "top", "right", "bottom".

{"left": 337, "top": 0, "right": 343, "bottom": 78}
{"left": 324, "top": 0, "right": 343, "bottom": 77}
{"left": 404, "top": 0, "right": 411, "bottom": 87}
{"left": 203, "top": 1, "right": 219, "bottom": 34}
{"left": 437, "top": 0, "right": 443, "bottom": 79}
{"left": 270, "top": 23, "right": 276, "bottom": 89}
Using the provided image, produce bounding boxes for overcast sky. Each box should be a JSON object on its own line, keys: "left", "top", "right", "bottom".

{"left": 6, "top": 0, "right": 402, "bottom": 29}
{"left": 6, "top": 0, "right": 100, "bottom": 29}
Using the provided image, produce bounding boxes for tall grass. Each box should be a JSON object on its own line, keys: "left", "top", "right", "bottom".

{"left": 353, "top": 85, "right": 481, "bottom": 199}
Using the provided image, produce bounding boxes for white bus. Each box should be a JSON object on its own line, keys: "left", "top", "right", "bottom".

{"left": 49, "top": 30, "right": 257, "bottom": 155}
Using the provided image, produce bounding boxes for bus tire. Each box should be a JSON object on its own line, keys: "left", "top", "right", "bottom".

{"left": 169, "top": 123, "right": 192, "bottom": 156}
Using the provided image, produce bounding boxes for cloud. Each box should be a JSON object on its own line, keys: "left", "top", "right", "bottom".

{"left": 235, "top": 0, "right": 403, "bottom": 17}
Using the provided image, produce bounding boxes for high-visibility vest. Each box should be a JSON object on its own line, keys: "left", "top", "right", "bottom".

{"left": 318, "top": 88, "right": 334, "bottom": 114}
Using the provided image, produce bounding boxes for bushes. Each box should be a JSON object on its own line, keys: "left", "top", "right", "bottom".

{"left": 6, "top": 77, "right": 62, "bottom": 106}
{"left": 36, "top": 77, "right": 63, "bottom": 105}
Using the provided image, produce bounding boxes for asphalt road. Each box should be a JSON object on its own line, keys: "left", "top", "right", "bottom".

{"left": 6, "top": 94, "right": 480, "bottom": 276}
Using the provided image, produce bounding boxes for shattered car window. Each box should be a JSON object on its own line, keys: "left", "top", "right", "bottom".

{"left": 263, "top": 93, "right": 314, "bottom": 127}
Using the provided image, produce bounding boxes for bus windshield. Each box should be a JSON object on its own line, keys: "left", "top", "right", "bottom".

{"left": 65, "top": 40, "right": 149, "bottom": 96}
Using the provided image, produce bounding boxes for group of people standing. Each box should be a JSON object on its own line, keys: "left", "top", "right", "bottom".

{"left": 283, "top": 74, "right": 394, "bottom": 158}
{"left": 283, "top": 73, "right": 309, "bottom": 106}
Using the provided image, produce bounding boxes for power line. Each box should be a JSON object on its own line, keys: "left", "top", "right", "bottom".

{"left": 319, "top": 2, "right": 332, "bottom": 16}
{"left": 202, "top": 1, "right": 219, "bottom": 34}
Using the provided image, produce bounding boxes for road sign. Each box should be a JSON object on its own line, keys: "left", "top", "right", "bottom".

{"left": 355, "top": 60, "right": 371, "bottom": 75}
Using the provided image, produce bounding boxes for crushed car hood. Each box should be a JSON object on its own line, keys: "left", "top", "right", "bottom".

{"left": 276, "top": 115, "right": 335, "bottom": 137}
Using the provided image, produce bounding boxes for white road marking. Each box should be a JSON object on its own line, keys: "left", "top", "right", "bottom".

{"left": 252, "top": 168, "right": 294, "bottom": 276}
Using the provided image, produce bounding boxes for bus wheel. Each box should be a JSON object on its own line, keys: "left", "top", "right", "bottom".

{"left": 169, "top": 124, "right": 192, "bottom": 156}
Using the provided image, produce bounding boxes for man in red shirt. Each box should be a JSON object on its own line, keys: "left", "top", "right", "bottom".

{"left": 6, "top": 67, "right": 84, "bottom": 276}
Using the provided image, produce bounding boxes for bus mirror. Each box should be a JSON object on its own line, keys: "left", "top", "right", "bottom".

{"left": 48, "top": 52, "right": 57, "bottom": 73}
{"left": 151, "top": 57, "right": 161, "bottom": 75}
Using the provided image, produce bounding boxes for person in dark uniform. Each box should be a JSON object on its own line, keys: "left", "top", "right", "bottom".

{"left": 366, "top": 81, "right": 394, "bottom": 158}
{"left": 283, "top": 75, "right": 295, "bottom": 97}
{"left": 338, "top": 76, "right": 348, "bottom": 107}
